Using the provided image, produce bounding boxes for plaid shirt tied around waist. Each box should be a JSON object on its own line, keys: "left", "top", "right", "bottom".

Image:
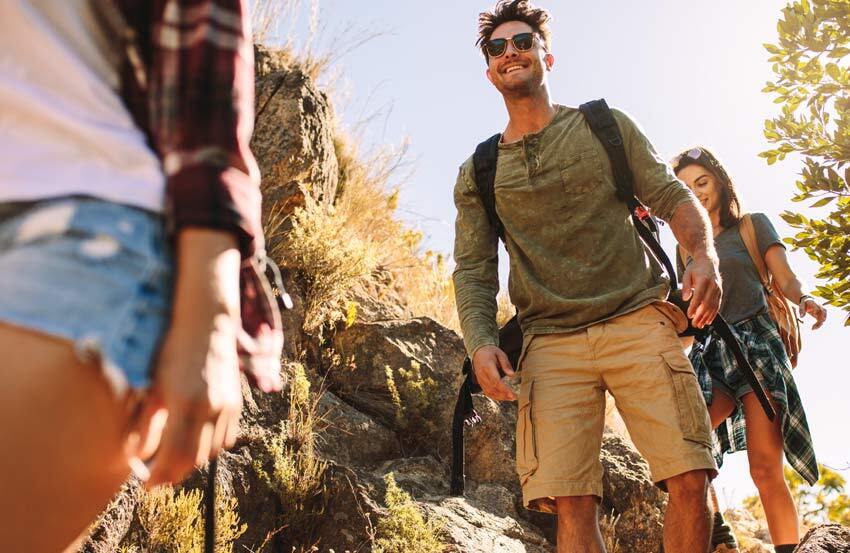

{"left": 115, "top": 0, "right": 283, "bottom": 391}
{"left": 690, "top": 311, "right": 818, "bottom": 485}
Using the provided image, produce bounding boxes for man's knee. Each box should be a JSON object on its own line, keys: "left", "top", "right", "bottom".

{"left": 665, "top": 469, "right": 709, "bottom": 501}
{"left": 556, "top": 495, "right": 599, "bottom": 522}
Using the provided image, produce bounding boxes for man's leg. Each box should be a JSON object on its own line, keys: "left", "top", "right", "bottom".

{"left": 0, "top": 323, "right": 134, "bottom": 552}
{"left": 596, "top": 305, "right": 717, "bottom": 553}
{"left": 664, "top": 469, "right": 712, "bottom": 553}
{"left": 556, "top": 496, "right": 605, "bottom": 553}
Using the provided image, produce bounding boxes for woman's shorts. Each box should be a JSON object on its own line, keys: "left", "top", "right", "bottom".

{"left": 0, "top": 196, "right": 173, "bottom": 395}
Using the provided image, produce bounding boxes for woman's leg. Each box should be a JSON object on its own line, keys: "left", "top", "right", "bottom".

{"left": 0, "top": 322, "right": 134, "bottom": 552}
{"left": 741, "top": 393, "right": 799, "bottom": 545}
{"left": 709, "top": 388, "right": 736, "bottom": 429}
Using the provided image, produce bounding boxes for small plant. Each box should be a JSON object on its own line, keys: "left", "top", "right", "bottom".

{"left": 253, "top": 363, "right": 329, "bottom": 544}
{"left": 599, "top": 511, "right": 622, "bottom": 553}
{"left": 392, "top": 361, "right": 440, "bottom": 440}
{"left": 372, "top": 474, "right": 446, "bottom": 553}
{"left": 134, "top": 484, "right": 245, "bottom": 553}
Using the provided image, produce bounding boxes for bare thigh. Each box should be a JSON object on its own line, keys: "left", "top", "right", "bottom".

{"left": 0, "top": 323, "right": 134, "bottom": 552}
{"left": 708, "top": 389, "right": 736, "bottom": 429}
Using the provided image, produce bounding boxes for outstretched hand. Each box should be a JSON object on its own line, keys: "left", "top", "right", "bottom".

{"left": 681, "top": 254, "right": 722, "bottom": 328}
{"left": 472, "top": 345, "right": 516, "bottom": 402}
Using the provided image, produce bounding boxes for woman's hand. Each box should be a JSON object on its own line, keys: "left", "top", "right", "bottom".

{"left": 799, "top": 296, "right": 827, "bottom": 330}
{"left": 129, "top": 228, "right": 243, "bottom": 487}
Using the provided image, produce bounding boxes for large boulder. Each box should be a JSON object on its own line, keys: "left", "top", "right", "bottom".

{"left": 796, "top": 524, "right": 850, "bottom": 553}
{"left": 315, "top": 391, "right": 402, "bottom": 466}
{"left": 328, "top": 317, "right": 467, "bottom": 456}
{"left": 252, "top": 45, "right": 339, "bottom": 233}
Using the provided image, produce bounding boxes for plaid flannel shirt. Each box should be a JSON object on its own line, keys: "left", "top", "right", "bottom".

{"left": 115, "top": 0, "right": 283, "bottom": 391}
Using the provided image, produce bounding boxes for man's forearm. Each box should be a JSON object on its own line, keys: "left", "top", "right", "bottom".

{"left": 668, "top": 200, "right": 717, "bottom": 262}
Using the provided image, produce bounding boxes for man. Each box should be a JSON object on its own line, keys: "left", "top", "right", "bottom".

{"left": 452, "top": 1, "right": 722, "bottom": 552}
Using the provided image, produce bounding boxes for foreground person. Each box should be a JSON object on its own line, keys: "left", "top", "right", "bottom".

{"left": 673, "top": 146, "right": 826, "bottom": 553}
{"left": 452, "top": 2, "right": 722, "bottom": 552}
{"left": 0, "top": 2, "right": 282, "bottom": 551}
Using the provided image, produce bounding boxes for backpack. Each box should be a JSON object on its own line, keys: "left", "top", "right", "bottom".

{"left": 739, "top": 214, "right": 802, "bottom": 367}
{"left": 449, "top": 99, "right": 774, "bottom": 496}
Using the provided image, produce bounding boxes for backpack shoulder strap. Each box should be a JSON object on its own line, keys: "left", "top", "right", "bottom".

{"left": 739, "top": 214, "right": 770, "bottom": 286}
{"left": 472, "top": 133, "right": 504, "bottom": 241}
{"left": 578, "top": 99, "right": 637, "bottom": 209}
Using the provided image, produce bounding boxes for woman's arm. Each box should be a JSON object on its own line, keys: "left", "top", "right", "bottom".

{"left": 764, "top": 244, "right": 827, "bottom": 330}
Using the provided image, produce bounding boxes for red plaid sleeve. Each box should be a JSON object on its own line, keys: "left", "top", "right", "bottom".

{"left": 149, "top": 0, "right": 262, "bottom": 258}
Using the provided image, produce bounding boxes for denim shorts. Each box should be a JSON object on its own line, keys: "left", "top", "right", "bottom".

{"left": 0, "top": 196, "right": 173, "bottom": 395}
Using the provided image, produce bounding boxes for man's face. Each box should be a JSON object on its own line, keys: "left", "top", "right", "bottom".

{"left": 485, "top": 21, "right": 553, "bottom": 97}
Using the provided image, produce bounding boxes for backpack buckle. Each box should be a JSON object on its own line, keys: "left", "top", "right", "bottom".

{"left": 634, "top": 205, "right": 651, "bottom": 220}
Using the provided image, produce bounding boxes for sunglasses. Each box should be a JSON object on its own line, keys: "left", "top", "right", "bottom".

{"left": 484, "top": 32, "right": 537, "bottom": 59}
{"left": 671, "top": 148, "right": 704, "bottom": 172}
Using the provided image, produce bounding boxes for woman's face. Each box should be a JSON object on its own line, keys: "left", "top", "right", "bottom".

{"left": 676, "top": 164, "right": 724, "bottom": 217}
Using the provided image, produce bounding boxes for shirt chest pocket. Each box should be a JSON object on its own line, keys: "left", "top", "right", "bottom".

{"left": 560, "top": 148, "right": 603, "bottom": 197}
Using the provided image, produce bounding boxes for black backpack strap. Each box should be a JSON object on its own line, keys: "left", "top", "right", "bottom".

{"left": 472, "top": 133, "right": 504, "bottom": 241}
{"left": 579, "top": 99, "right": 639, "bottom": 210}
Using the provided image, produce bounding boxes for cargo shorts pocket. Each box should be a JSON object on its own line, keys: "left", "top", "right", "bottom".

{"left": 516, "top": 379, "right": 539, "bottom": 486}
{"left": 661, "top": 350, "right": 712, "bottom": 447}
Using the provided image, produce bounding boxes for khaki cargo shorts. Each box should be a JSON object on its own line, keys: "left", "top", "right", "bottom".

{"left": 515, "top": 303, "right": 717, "bottom": 513}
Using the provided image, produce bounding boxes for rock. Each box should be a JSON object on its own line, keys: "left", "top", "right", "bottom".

{"left": 252, "top": 46, "right": 338, "bottom": 237}
{"left": 421, "top": 495, "right": 554, "bottom": 553}
{"left": 328, "top": 317, "right": 467, "bottom": 456}
{"left": 796, "top": 524, "right": 850, "bottom": 553}
{"left": 315, "top": 391, "right": 402, "bottom": 466}
{"left": 78, "top": 481, "right": 139, "bottom": 553}
{"left": 464, "top": 394, "right": 520, "bottom": 492}
{"left": 599, "top": 428, "right": 667, "bottom": 552}
{"left": 725, "top": 507, "right": 773, "bottom": 551}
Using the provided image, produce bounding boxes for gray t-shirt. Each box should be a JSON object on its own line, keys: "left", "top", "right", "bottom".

{"left": 677, "top": 213, "right": 783, "bottom": 324}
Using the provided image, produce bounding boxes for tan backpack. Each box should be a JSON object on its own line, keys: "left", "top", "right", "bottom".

{"left": 739, "top": 214, "right": 802, "bottom": 368}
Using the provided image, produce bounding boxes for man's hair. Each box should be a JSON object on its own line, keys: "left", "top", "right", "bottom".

{"left": 672, "top": 146, "right": 743, "bottom": 229}
{"left": 476, "top": 0, "right": 552, "bottom": 63}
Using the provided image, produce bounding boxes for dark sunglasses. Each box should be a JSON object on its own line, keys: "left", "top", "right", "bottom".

{"left": 484, "top": 32, "right": 536, "bottom": 59}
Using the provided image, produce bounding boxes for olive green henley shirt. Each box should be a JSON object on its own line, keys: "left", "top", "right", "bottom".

{"left": 452, "top": 105, "right": 696, "bottom": 358}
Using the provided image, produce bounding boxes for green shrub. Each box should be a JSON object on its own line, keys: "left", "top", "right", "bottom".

{"left": 372, "top": 474, "right": 446, "bottom": 553}
{"left": 253, "top": 363, "right": 329, "bottom": 543}
{"left": 134, "top": 484, "right": 245, "bottom": 553}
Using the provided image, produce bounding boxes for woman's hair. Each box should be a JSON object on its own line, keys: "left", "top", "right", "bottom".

{"left": 672, "top": 146, "right": 743, "bottom": 228}
{"left": 476, "top": 0, "right": 552, "bottom": 63}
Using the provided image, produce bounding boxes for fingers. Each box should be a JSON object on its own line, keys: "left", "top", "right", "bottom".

{"left": 496, "top": 349, "right": 515, "bottom": 377}
{"left": 474, "top": 350, "right": 516, "bottom": 402}
{"left": 146, "top": 401, "right": 209, "bottom": 487}
{"left": 687, "top": 278, "right": 721, "bottom": 328}
{"left": 810, "top": 302, "right": 827, "bottom": 330}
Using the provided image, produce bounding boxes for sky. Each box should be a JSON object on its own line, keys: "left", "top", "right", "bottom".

{"left": 268, "top": 1, "right": 849, "bottom": 509}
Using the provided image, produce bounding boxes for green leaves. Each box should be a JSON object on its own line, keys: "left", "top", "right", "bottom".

{"left": 762, "top": 0, "right": 850, "bottom": 321}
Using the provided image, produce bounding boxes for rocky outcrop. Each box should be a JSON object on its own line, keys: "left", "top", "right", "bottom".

{"left": 252, "top": 45, "right": 339, "bottom": 232}
{"left": 796, "top": 524, "right": 850, "bottom": 552}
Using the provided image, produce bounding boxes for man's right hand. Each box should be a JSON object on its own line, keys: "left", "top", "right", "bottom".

{"left": 472, "top": 345, "right": 517, "bottom": 402}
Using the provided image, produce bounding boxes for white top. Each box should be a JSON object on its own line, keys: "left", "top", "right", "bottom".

{"left": 0, "top": 1, "right": 164, "bottom": 211}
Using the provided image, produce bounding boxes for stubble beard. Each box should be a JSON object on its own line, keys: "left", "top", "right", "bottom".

{"left": 495, "top": 63, "right": 545, "bottom": 101}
